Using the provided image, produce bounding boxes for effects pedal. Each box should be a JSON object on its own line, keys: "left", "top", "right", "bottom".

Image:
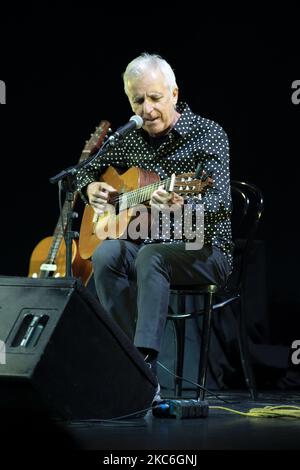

{"left": 152, "top": 399, "right": 209, "bottom": 419}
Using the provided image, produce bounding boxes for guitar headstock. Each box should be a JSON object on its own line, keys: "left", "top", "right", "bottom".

{"left": 79, "top": 119, "right": 111, "bottom": 162}
{"left": 173, "top": 171, "right": 213, "bottom": 196}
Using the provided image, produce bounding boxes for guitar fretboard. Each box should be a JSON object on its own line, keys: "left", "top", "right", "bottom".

{"left": 111, "top": 177, "right": 173, "bottom": 210}
{"left": 45, "top": 203, "right": 69, "bottom": 265}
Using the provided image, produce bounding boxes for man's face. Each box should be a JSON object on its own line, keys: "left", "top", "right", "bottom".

{"left": 126, "top": 69, "right": 178, "bottom": 137}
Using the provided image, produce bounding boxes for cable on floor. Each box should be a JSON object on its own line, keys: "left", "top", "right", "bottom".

{"left": 210, "top": 405, "right": 300, "bottom": 418}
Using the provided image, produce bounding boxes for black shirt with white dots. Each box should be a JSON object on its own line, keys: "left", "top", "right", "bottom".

{"left": 76, "top": 102, "right": 233, "bottom": 266}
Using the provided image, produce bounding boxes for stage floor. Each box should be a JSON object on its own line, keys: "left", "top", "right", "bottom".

{"left": 64, "top": 390, "right": 300, "bottom": 450}
{"left": 2, "top": 390, "right": 300, "bottom": 454}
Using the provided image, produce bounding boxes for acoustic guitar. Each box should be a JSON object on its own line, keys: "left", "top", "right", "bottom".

{"left": 28, "top": 120, "right": 111, "bottom": 284}
{"left": 79, "top": 165, "right": 213, "bottom": 260}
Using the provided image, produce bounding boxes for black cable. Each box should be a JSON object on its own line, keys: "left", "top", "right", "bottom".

{"left": 64, "top": 406, "right": 153, "bottom": 428}
{"left": 157, "top": 360, "right": 233, "bottom": 404}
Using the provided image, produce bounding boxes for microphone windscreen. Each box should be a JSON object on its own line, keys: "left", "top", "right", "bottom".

{"left": 129, "top": 115, "right": 143, "bottom": 129}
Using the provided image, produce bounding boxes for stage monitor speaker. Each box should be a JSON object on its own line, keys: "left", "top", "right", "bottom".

{"left": 0, "top": 276, "right": 156, "bottom": 420}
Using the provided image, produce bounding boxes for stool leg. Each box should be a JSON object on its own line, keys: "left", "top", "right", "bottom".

{"left": 236, "top": 296, "right": 257, "bottom": 400}
{"left": 197, "top": 291, "right": 214, "bottom": 400}
{"left": 174, "top": 319, "right": 186, "bottom": 397}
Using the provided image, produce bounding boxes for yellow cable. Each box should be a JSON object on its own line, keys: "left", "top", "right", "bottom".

{"left": 210, "top": 405, "right": 300, "bottom": 418}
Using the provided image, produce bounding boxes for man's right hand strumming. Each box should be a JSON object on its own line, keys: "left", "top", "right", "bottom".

{"left": 87, "top": 182, "right": 117, "bottom": 216}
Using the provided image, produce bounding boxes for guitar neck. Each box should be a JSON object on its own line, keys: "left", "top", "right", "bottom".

{"left": 118, "top": 176, "right": 173, "bottom": 210}
{"left": 44, "top": 200, "right": 70, "bottom": 264}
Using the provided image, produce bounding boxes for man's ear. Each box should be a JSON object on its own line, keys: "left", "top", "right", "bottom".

{"left": 173, "top": 87, "right": 179, "bottom": 105}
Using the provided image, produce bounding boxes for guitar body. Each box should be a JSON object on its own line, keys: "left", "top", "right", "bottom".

{"left": 79, "top": 166, "right": 160, "bottom": 260}
{"left": 28, "top": 236, "right": 93, "bottom": 285}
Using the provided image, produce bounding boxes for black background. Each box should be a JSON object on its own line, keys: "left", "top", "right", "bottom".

{"left": 1, "top": 5, "right": 299, "bottom": 348}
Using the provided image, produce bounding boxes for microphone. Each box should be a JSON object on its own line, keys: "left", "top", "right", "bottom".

{"left": 108, "top": 115, "right": 143, "bottom": 145}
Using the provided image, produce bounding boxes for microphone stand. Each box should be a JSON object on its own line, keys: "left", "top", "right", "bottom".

{"left": 62, "top": 176, "right": 78, "bottom": 279}
{"left": 49, "top": 139, "right": 114, "bottom": 280}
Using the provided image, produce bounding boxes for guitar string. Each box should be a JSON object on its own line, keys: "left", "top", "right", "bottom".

{"left": 108, "top": 175, "right": 199, "bottom": 207}
{"left": 109, "top": 177, "right": 172, "bottom": 206}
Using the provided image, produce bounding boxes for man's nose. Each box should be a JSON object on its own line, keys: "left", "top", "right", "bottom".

{"left": 143, "top": 100, "right": 154, "bottom": 114}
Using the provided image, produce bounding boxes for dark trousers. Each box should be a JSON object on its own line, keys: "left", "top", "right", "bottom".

{"left": 92, "top": 240, "right": 230, "bottom": 352}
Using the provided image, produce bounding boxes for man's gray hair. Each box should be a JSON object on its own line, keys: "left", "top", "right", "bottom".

{"left": 123, "top": 53, "right": 177, "bottom": 96}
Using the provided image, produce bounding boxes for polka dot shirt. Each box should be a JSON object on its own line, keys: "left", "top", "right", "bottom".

{"left": 76, "top": 102, "right": 233, "bottom": 266}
